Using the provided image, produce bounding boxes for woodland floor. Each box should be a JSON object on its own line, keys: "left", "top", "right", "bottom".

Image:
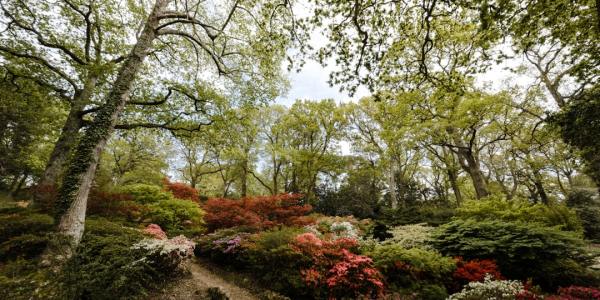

{"left": 150, "top": 258, "right": 261, "bottom": 300}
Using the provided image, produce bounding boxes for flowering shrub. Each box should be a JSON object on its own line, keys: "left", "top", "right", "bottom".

{"left": 143, "top": 224, "right": 167, "bottom": 240}
{"left": 163, "top": 178, "right": 199, "bottom": 202}
{"left": 203, "top": 194, "right": 313, "bottom": 231}
{"left": 546, "top": 286, "right": 600, "bottom": 300}
{"left": 213, "top": 233, "right": 251, "bottom": 254}
{"left": 60, "top": 218, "right": 189, "bottom": 299}
{"left": 132, "top": 234, "right": 196, "bottom": 271}
{"left": 432, "top": 219, "right": 592, "bottom": 290}
{"left": 448, "top": 274, "right": 527, "bottom": 300}
{"left": 33, "top": 184, "right": 58, "bottom": 212}
{"left": 315, "top": 215, "right": 373, "bottom": 237}
{"left": 330, "top": 221, "right": 358, "bottom": 239}
{"left": 87, "top": 189, "right": 143, "bottom": 221}
{"left": 383, "top": 223, "right": 435, "bottom": 249}
{"left": 454, "top": 257, "right": 503, "bottom": 284}
{"left": 290, "top": 232, "right": 382, "bottom": 298}
{"left": 325, "top": 249, "right": 384, "bottom": 298}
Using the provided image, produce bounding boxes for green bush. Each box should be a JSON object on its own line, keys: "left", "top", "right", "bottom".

{"left": 0, "top": 234, "right": 49, "bottom": 261}
{"left": 381, "top": 205, "right": 455, "bottom": 226}
{"left": 59, "top": 218, "right": 185, "bottom": 300}
{"left": 0, "top": 212, "right": 53, "bottom": 243}
{"left": 567, "top": 190, "right": 600, "bottom": 242}
{"left": 119, "top": 184, "right": 172, "bottom": 204}
{"left": 145, "top": 199, "right": 205, "bottom": 236}
{"left": 194, "top": 226, "right": 256, "bottom": 264}
{"left": 457, "top": 195, "right": 583, "bottom": 232}
{"left": 431, "top": 219, "right": 597, "bottom": 290}
{"left": 368, "top": 244, "right": 455, "bottom": 298}
{"left": 243, "top": 228, "right": 312, "bottom": 297}
{"left": 383, "top": 223, "right": 435, "bottom": 249}
{"left": 0, "top": 258, "right": 52, "bottom": 299}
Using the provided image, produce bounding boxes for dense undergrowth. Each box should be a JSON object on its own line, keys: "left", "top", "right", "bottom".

{"left": 2, "top": 184, "right": 600, "bottom": 299}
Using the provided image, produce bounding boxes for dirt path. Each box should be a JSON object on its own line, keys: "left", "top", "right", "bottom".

{"left": 151, "top": 259, "right": 259, "bottom": 300}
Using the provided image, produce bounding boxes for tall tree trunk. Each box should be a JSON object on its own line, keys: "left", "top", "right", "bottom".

{"left": 50, "top": 0, "right": 168, "bottom": 257}
{"left": 33, "top": 75, "right": 98, "bottom": 209}
{"left": 241, "top": 163, "right": 248, "bottom": 198}
{"left": 457, "top": 148, "right": 489, "bottom": 199}
{"left": 533, "top": 170, "right": 549, "bottom": 205}
{"left": 388, "top": 161, "right": 398, "bottom": 209}
{"left": 447, "top": 168, "right": 462, "bottom": 206}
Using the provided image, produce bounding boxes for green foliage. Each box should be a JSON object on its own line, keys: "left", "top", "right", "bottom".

{"left": 243, "top": 229, "right": 312, "bottom": 297}
{"left": 0, "top": 211, "right": 53, "bottom": 243}
{"left": 59, "top": 218, "right": 185, "bottom": 300}
{"left": 368, "top": 244, "right": 455, "bottom": 297}
{"left": 0, "top": 258, "right": 52, "bottom": 299}
{"left": 381, "top": 205, "right": 456, "bottom": 226}
{"left": 383, "top": 223, "right": 435, "bottom": 249}
{"left": 0, "top": 233, "right": 49, "bottom": 261}
{"left": 119, "top": 184, "right": 173, "bottom": 204}
{"left": 432, "top": 219, "right": 597, "bottom": 290}
{"left": 566, "top": 190, "right": 600, "bottom": 242}
{"left": 145, "top": 199, "right": 205, "bottom": 236}
{"left": 457, "top": 196, "right": 583, "bottom": 233}
{"left": 250, "top": 227, "right": 305, "bottom": 251}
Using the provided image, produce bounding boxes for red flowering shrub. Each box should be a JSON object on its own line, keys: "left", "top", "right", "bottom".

{"left": 34, "top": 184, "right": 58, "bottom": 212}
{"left": 203, "top": 194, "right": 313, "bottom": 231}
{"left": 292, "top": 233, "right": 382, "bottom": 298}
{"left": 546, "top": 286, "right": 600, "bottom": 300}
{"left": 326, "top": 249, "right": 385, "bottom": 298}
{"left": 163, "top": 179, "right": 199, "bottom": 202}
{"left": 453, "top": 257, "right": 503, "bottom": 284}
{"left": 87, "top": 189, "right": 143, "bottom": 221}
{"left": 143, "top": 224, "right": 167, "bottom": 240}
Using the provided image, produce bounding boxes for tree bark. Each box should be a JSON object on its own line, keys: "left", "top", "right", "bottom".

{"left": 447, "top": 168, "right": 462, "bottom": 206}
{"left": 456, "top": 148, "right": 490, "bottom": 199}
{"left": 387, "top": 160, "right": 398, "bottom": 209}
{"left": 33, "top": 75, "right": 98, "bottom": 208}
{"left": 50, "top": 0, "right": 169, "bottom": 255}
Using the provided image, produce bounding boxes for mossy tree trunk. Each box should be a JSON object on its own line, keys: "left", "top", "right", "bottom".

{"left": 52, "top": 0, "right": 169, "bottom": 254}
{"left": 33, "top": 76, "right": 98, "bottom": 208}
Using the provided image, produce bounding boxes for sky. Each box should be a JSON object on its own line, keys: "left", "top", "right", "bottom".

{"left": 275, "top": 51, "right": 533, "bottom": 107}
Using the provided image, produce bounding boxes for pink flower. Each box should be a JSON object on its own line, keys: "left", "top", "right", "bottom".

{"left": 143, "top": 224, "right": 167, "bottom": 240}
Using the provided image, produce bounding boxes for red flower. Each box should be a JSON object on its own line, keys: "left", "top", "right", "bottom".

{"left": 202, "top": 194, "right": 312, "bottom": 231}
{"left": 163, "top": 178, "right": 200, "bottom": 202}
{"left": 546, "top": 286, "right": 600, "bottom": 300}
{"left": 453, "top": 257, "right": 503, "bottom": 284}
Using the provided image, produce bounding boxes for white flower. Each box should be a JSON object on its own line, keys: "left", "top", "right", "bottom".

{"left": 330, "top": 221, "right": 358, "bottom": 239}
{"left": 448, "top": 274, "right": 526, "bottom": 300}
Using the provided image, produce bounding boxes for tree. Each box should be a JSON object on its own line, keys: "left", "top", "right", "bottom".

{"left": 0, "top": 70, "right": 66, "bottom": 196}
{"left": 282, "top": 99, "right": 346, "bottom": 201}
{"left": 40, "top": 0, "right": 299, "bottom": 258}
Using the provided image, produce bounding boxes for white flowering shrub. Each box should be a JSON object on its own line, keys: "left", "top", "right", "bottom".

{"left": 303, "top": 224, "right": 323, "bottom": 237}
{"left": 330, "top": 221, "right": 358, "bottom": 239}
{"left": 383, "top": 223, "right": 435, "bottom": 249}
{"left": 447, "top": 274, "right": 526, "bottom": 300}
{"left": 132, "top": 235, "right": 195, "bottom": 271}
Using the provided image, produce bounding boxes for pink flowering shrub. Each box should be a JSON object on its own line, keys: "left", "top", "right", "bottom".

{"left": 326, "top": 249, "right": 385, "bottom": 299}
{"left": 546, "top": 286, "right": 600, "bottom": 300}
{"left": 143, "top": 224, "right": 167, "bottom": 240}
{"left": 291, "top": 232, "right": 384, "bottom": 298}
{"left": 212, "top": 233, "right": 251, "bottom": 254}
